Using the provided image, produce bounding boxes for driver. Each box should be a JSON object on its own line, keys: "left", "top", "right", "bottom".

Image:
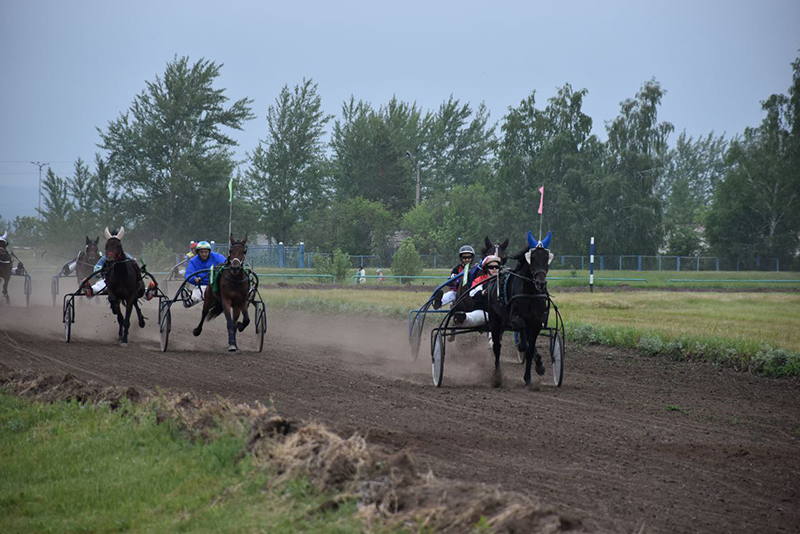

{"left": 184, "top": 241, "right": 226, "bottom": 305}
{"left": 432, "top": 245, "right": 476, "bottom": 310}
{"left": 84, "top": 247, "right": 135, "bottom": 298}
{"left": 452, "top": 255, "right": 502, "bottom": 328}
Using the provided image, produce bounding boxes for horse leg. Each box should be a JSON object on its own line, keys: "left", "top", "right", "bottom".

{"left": 120, "top": 299, "right": 134, "bottom": 346}
{"left": 491, "top": 325, "right": 504, "bottom": 388}
{"left": 222, "top": 299, "right": 238, "bottom": 352}
{"left": 2, "top": 277, "right": 9, "bottom": 303}
{"left": 192, "top": 304, "right": 210, "bottom": 337}
{"left": 237, "top": 304, "right": 250, "bottom": 332}
{"left": 134, "top": 300, "right": 145, "bottom": 328}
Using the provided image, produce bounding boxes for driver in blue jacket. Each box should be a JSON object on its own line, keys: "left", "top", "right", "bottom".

{"left": 185, "top": 241, "right": 226, "bottom": 305}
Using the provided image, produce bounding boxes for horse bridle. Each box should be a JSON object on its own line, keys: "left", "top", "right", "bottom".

{"left": 227, "top": 242, "right": 248, "bottom": 270}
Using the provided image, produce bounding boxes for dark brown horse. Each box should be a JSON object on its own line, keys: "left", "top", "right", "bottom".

{"left": 101, "top": 227, "right": 146, "bottom": 346}
{"left": 76, "top": 236, "right": 101, "bottom": 286}
{"left": 192, "top": 234, "right": 251, "bottom": 352}
{"left": 482, "top": 236, "right": 509, "bottom": 266}
{"left": 0, "top": 234, "right": 11, "bottom": 304}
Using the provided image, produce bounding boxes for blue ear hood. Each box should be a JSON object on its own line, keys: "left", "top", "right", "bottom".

{"left": 541, "top": 231, "right": 552, "bottom": 249}
{"left": 527, "top": 231, "right": 538, "bottom": 248}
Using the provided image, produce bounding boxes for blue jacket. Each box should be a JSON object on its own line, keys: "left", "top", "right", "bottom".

{"left": 185, "top": 252, "right": 227, "bottom": 285}
{"left": 94, "top": 253, "right": 134, "bottom": 272}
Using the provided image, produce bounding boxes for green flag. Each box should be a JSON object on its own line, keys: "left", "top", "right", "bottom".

{"left": 228, "top": 177, "right": 234, "bottom": 202}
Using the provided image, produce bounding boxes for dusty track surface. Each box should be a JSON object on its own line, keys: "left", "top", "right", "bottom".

{"left": 1, "top": 285, "right": 799, "bottom": 533}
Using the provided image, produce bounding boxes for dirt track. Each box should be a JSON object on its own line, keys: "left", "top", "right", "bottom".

{"left": 1, "top": 284, "right": 798, "bottom": 533}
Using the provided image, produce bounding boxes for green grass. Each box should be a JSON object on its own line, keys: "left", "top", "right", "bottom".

{"left": 263, "top": 287, "right": 800, "bottom": 377}
{"left": 0, "top": 395, "right": 367, "bottom": 533}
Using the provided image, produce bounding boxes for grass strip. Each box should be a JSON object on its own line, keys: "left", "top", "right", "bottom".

{"left": 264, "top": 287, "right": 800, "bottom": 378}
{"left": 0, "top": 394, "right": 366, "bottom": 533}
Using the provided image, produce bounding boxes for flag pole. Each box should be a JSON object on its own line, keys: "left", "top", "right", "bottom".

{"left": 228, "top": 176, "right": 234, "bottom": 238}
{"left": 537, "top": 185, "right": 544, "bottom": 241}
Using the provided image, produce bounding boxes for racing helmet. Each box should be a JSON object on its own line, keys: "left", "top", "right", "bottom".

{"left": 190, "top": 240, "right": 197, "bottom": 250}
{"left": 195, "top": 241, "right": 211, "bottom": 251}
{"left": 482, "top": 255, "right": 501, "bottom": 270}
{"left": 458, "top": 245, "right": 475, "bottom": 258}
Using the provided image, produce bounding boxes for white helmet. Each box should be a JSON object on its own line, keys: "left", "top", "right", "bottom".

{"left": 458, "top": 245, "right": 475, "bottom": 257}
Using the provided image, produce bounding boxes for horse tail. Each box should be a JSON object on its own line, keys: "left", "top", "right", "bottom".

{"left": 205, "top": 297, "right": 224, "bottom": 321}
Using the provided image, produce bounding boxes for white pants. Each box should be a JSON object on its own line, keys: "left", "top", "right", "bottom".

{"left": 460, "top": 310, "right": 488, "bottom": 328}
{"left": 90, "top": 278, "right": 106, "bottom": 294}
{"left": 441, "top": 290, "right": 457, "bottom": 306}
{"left": 190, "top": 285, "right": 207, "bottom": 305}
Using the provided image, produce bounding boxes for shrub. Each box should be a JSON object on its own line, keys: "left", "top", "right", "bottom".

{"left": 751, "top": 349, "right": 800, "bottom": 377}
{"left": 314, "top": 249, "right": 351, "bottom": 283}
{"left": 140, "top": 239, "right": 174, "bottom": 272}
{"left": 637, "top": 336, "right": 664, "bottom": 356}
{"left": 391, "top": 239, "right": 423, "bottom": 284}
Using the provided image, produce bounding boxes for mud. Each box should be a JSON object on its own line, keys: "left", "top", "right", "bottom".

{"left": 1, "top": 283, "right": 798, "bottom": 533}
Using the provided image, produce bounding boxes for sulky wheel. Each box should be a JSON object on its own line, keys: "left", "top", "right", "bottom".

{"left": 63, "top": 300, "right": 73, "bottom": 343}
{"left": 159, "top": 308, "right": 171, "bottom": 352}
{"left": 431, "top": 331, "right": 446, "bottom": 387}
{"left": 409, "top": 312, "right": 424, "bottom": 361}
{"left": 255, "top": 303, "right": 267, "bottom": 353}
{"left": 550, "top": 330, "right": 564, "bottom": 387}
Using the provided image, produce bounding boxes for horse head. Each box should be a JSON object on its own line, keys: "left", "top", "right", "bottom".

{"left": 104, "top": 226, "right": 125, "bottom": 261}
{"left": 523, "top": 230, "right": 553, "bottom": 292}
{"left": 85, "top": 235, "right": 100, "bottom": 263}
{"left": 228, "top": 233, "right": 248, "bottom": 274}
{"left": 483, "top": 236, "right": 509, "bottom": 265}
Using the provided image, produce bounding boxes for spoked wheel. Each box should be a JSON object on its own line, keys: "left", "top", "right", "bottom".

{"left": 160, "top": 307, "right": 171, "bottom": 352}
{"left": 550, "top": 330, "right": 564, "bottom": 387}
{"left": 255, "top": 302, "right": 267, "bottom": 353}
{"left": 51, "top": 277, "right": 58, "bottom": 307}
{"left": 409, "top": 312, "right": 424, "bottom": 361}
{"left": 431, "top": 331, "right": 445, "bottom": 387}
{"left": 63, "top": 299, "right": 74, "bottom": 343}
{"left": 24, "top": 276, "right": 31, "bottom": 307}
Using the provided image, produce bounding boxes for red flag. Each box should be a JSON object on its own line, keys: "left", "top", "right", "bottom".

{"left": 537, "top": 185, "right": 544, "bottom": 214}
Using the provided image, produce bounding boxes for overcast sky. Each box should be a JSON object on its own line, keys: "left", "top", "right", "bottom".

{"left": 1, "top": 0, "right": 798, "bottom": 222}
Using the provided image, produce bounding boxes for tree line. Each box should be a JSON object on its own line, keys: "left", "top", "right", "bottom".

{"left": 2, "top": 54, "right": 798, "bottom": 268}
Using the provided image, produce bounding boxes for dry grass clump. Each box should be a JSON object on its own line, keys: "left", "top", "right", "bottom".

{"left": 0, "top": 370, "right": 141, "bottom": 408}
{"left": 1, "top": 371, "right": 587, "bottom": 532}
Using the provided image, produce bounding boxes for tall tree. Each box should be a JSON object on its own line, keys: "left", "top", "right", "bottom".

{"left": 246, "top": 79, "right": 331, "bottom": 242}
{"left": 37, "top": 168, "right": 74, "bottom": 250}
{"left": 596, "top": 79, "right": 673, "bottom": 254}
{"left": 99, "top": 56, "right": 254, "bottom": 248}
{"left": 420, "top": 96, "right": 495, "bottom": 196}
{"left": 705, "top": 56, "right": 800, "bottom": 263}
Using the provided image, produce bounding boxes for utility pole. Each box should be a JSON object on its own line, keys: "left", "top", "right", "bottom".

{"left": 405, "top": 151, "right": 420, "bottom": 207}
{"left": 30, "top": 161, "right": 49, "bottom": 219}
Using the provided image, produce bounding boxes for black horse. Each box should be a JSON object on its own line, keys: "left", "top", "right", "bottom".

{"left": 101, "top": 227, "right": 146, "bottom": 346}
{"left": 483, "top": 231, "right": 553, "bottom": 387}
{"left": 192, "top": 234, "right": 251, "bottom": 352}
{"left": 0, "top": 234, "right": 11, "bottom": 304}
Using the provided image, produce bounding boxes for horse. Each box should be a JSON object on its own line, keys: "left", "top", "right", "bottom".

{"left": 483, "top": 230, "right": 553, "bottom": 388}
{"left": 192, "top": 234, "right": 251, "bottom": 352}
{"left": 101, "top": 227, "right": 146, "bottom": 346}
{"left": 0, "top": 233, "right": 11, "bottom": 304}
{"left": 481, "top": 236, "right": 509, "bottom": 265}
{"left": 75, "top": 236, "right": 101, "bottom": 285}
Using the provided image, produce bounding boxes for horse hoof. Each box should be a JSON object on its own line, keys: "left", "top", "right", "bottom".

{"left": 492, "top": 369, "right": 503, "bottom": 389}
{"left": 121, "top": 342, "right": 128, "bottom": 348}
{"left": 192, "top": 328, "right": 202, "bottom": 337}
{"left": 535, "top": 361, "right": 546, "bottom": 376}
{"left": 139, "top": 320, "right": 145, "bottom": 328}
{"left": 237, "top": 322, "right": 246, "bottom": 332}
{"left": 227, "top": 345, "right": 238, "bottom": 353}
